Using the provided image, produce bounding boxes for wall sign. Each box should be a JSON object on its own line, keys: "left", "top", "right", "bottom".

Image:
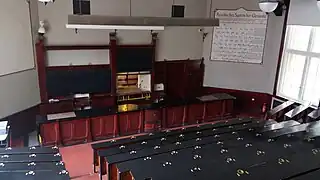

{"left": 210, "top": 8, "right": 268, "bottom": 64}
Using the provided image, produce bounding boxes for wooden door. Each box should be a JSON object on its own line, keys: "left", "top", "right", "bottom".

{"left": 186, "top": 60, "right": 203, "bottom": 98}
{"left": 165, "top": 62, "right": 187, "bottom": 99}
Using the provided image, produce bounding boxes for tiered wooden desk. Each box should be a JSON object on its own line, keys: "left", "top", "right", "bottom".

{"left": 308, "top": 108, "right": 320, "bottom": 122}
{"left": 285, "top": 104, "right": 311, "bottom": 122}
{"left": 265, "top": 100, "right": 294, "bottom": 121}
{"left": 93, "top": 118, "right": 320, "bottom": 180}
{"left": 37, "top": 93, "right": 236, "bottom": 147}
{"left": 0, "top": 146, "right": 69, "bottom": 180}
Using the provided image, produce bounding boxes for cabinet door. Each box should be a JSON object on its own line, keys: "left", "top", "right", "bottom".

{"left": 72, "top": 118, "right": 91, "bottom": 143}
{"left": 223, "top": 100, "right": 234, "bottom": 117}
{"left": 127, "top": 111, "right": 143, "bottom": 135}
{"left": 40, "top": 122, "right": 60, "bottom": 146}
{"left": 166, "top": 106, "right": 185, "bottom": 128}
{"left": 60, "top": 119, "right": 90, "bottom": 145}
{"left": 205, "top": 101, "right": 223, "bottom": 122}
{"left": 166, "top": 62, "right": 187, "bottom": 98}
{"left": 186, "top": 60, "right": 203, "bottom": 98}
{"left": 144, "top": 109, "right": 162, "bottom": 132}
{"left": 60, "top": 121, "right": 73, "bottom": 145}
{"left": 187, "top": 104, "right": 204, "bottom": 125}
{"left": 187, "top": 71, "right": 203, "bottom": 98}
{"left": 119, "top": 111, "right": 143, "bottom": 135}
{"left": 91, "top": 115, "right": 118, "bottom": 140}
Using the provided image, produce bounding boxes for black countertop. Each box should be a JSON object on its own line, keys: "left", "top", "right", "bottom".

{"left": 36, "top": 93, "right": 236, "bottom": 125}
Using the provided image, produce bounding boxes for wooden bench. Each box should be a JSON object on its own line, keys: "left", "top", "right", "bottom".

{"left": 265, "top": 100, "right": 294, "bottom": 121}
{"left": 91, "top": 117, "right": 256, "bottom": 172}
{"left": 308, "top": 108, "right": 320, "bottom": 122}
{"left": 114, "top": 121, "right": 320, "bottom": 180}
{"left": 285, "top": 104, "right": 311, "bottom": 122}
{"left": 96, "top": 118, "right": 292, "bottom": 180}
{"left": 0, "top": 146, "right": 69, "bottom": 180}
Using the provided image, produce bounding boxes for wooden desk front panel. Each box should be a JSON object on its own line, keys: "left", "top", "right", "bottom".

{"left": 118, "top": 111, "right": 143, "bottom": 135}
{"left": 204, "top": 101, "right": 223, "bottom": 122}
{"left": 39, "top": 100, "right": 235, "bottom": 146}
{"left": 165, "top": 106, "right": 185, "bottom": 128}
{"left": 223, "top": 99, "right": 234, "bottom": 117}
{"left": 60, "top": 118, "right": 91, "bottom": 145}
{"left": 144, "top": 109, "right": 162, "bottom": 132}
{"left": 91, "top": 115, "right": 118, "bottom": 140}
{"left": 40, "top": 122, "right": 61, "bottom": 146}
{"left": 187, "top": 103, "right": 204, "bottom": 124}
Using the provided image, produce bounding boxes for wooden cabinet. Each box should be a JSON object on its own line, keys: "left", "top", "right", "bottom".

{"left": 187, "top": 104, "right": 204, "bottom": 125}
{"left": 118, "top": 111, "right": 143, "bottom": 135}
{"left": 91, "top": 115, "right": 118, "bottom": 140}
{"left": 204, "top": 101, "right": 223, "bottom": 122}
{"left": 186, "top": 61, "right": 204, "bottom": 98}
{"left": 165, "top": 60, "right": 204, "bottom": 99}
{"left": 60, "top": 118, "right": 91, "bottom": 145}
{"left": 39, "top": 122, "right": 61, "bottom": 146}
{"left": 144, "top": 109, "right": 162, "bottom": 132}
{"left": 165, "top": 106, "right": 185, "bottom": 128}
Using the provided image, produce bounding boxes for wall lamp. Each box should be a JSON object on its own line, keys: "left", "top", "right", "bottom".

{"left": 38, "top": 0, "right": 55, "bottom": 5}
{"left": 259, "top": 0, "right": 279, "bottom": 13}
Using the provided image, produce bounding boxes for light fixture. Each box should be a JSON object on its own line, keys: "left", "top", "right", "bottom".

{"left": 259, "top": 0, "right": 279, "bottom": 13}
{"left": 317, "top": 0, "right": 320, "bottom": 10}
{"left": 38, "top": 21, "right": 46, "bottom": 34}
{"left": 38, "top": 0, "right": 55, "bottom": 5}
{"left": 65, "top": 24, "right": 165, "bottom": 31}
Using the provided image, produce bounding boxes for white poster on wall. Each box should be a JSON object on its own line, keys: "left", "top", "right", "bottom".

{"left": 210, "top": 8, "right": 268, "bottom": 64}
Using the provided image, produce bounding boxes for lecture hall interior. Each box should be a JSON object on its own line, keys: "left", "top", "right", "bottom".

{"left": 1, "top": 0, "right": 320, "bottom": 179}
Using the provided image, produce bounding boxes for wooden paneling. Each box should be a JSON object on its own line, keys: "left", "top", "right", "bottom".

{"left": 91, "top": 115, "right": 118, "bottom": 140}
{"left": 204, "top": 101, "right": 223, "bottom": 122}
{"left": 165, "top": 106, "right": 185, "bottom": 128}
{"left": 40, "top": 122, "right": 60, "bottom": 147}
{"left": 203, "top": 87, "right": 272, "bottom": 116}
{"left": 118, "top": 111, "right": 143, "bottom": 135}
{"left": 36, "top": 40, "right": 48, "bottom": 102}
{"left": 39, "top": 101, "right": 74, "bottom": 115}
{"left": 38, "top": 97, "right": 236, "bottom": 147}
{"left": 60, "top": 118, "right": 91, "bottom": 145}
{"left": 60, "top": 121, "right": 73, "bottom": 145}
{"left": 144, "top": 109, "right": 162, "bottom": 132}
{"left": 223, "top": 99, "right": 234, "bottom": 117}
{"left": 187, "top": 103, "right": 204, "bottom": 124}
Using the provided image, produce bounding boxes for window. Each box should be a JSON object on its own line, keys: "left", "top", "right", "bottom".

{"left": 73, "top": 0, "right": 90, "bottom": 15}
{"left": 277, "top": 25, "right": 320, "bottom": 107}
{"left": 172, "top": 5, "right": 185, "bottom": 17}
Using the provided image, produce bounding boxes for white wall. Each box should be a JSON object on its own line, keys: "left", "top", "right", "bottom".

{"left": 288, "top": 0, "right": 320, "bottom": 26}
{"left": 38, "top": 0, "right": 207, "bottom": 65}
{"left": 0, "top": 0, "right": 40, "bottom": 118}
{"left": 0, "top": 0, "right": 35, "bottom": 76}
{"left": 202, "top": 0, "right": 284, "bottom": 94}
